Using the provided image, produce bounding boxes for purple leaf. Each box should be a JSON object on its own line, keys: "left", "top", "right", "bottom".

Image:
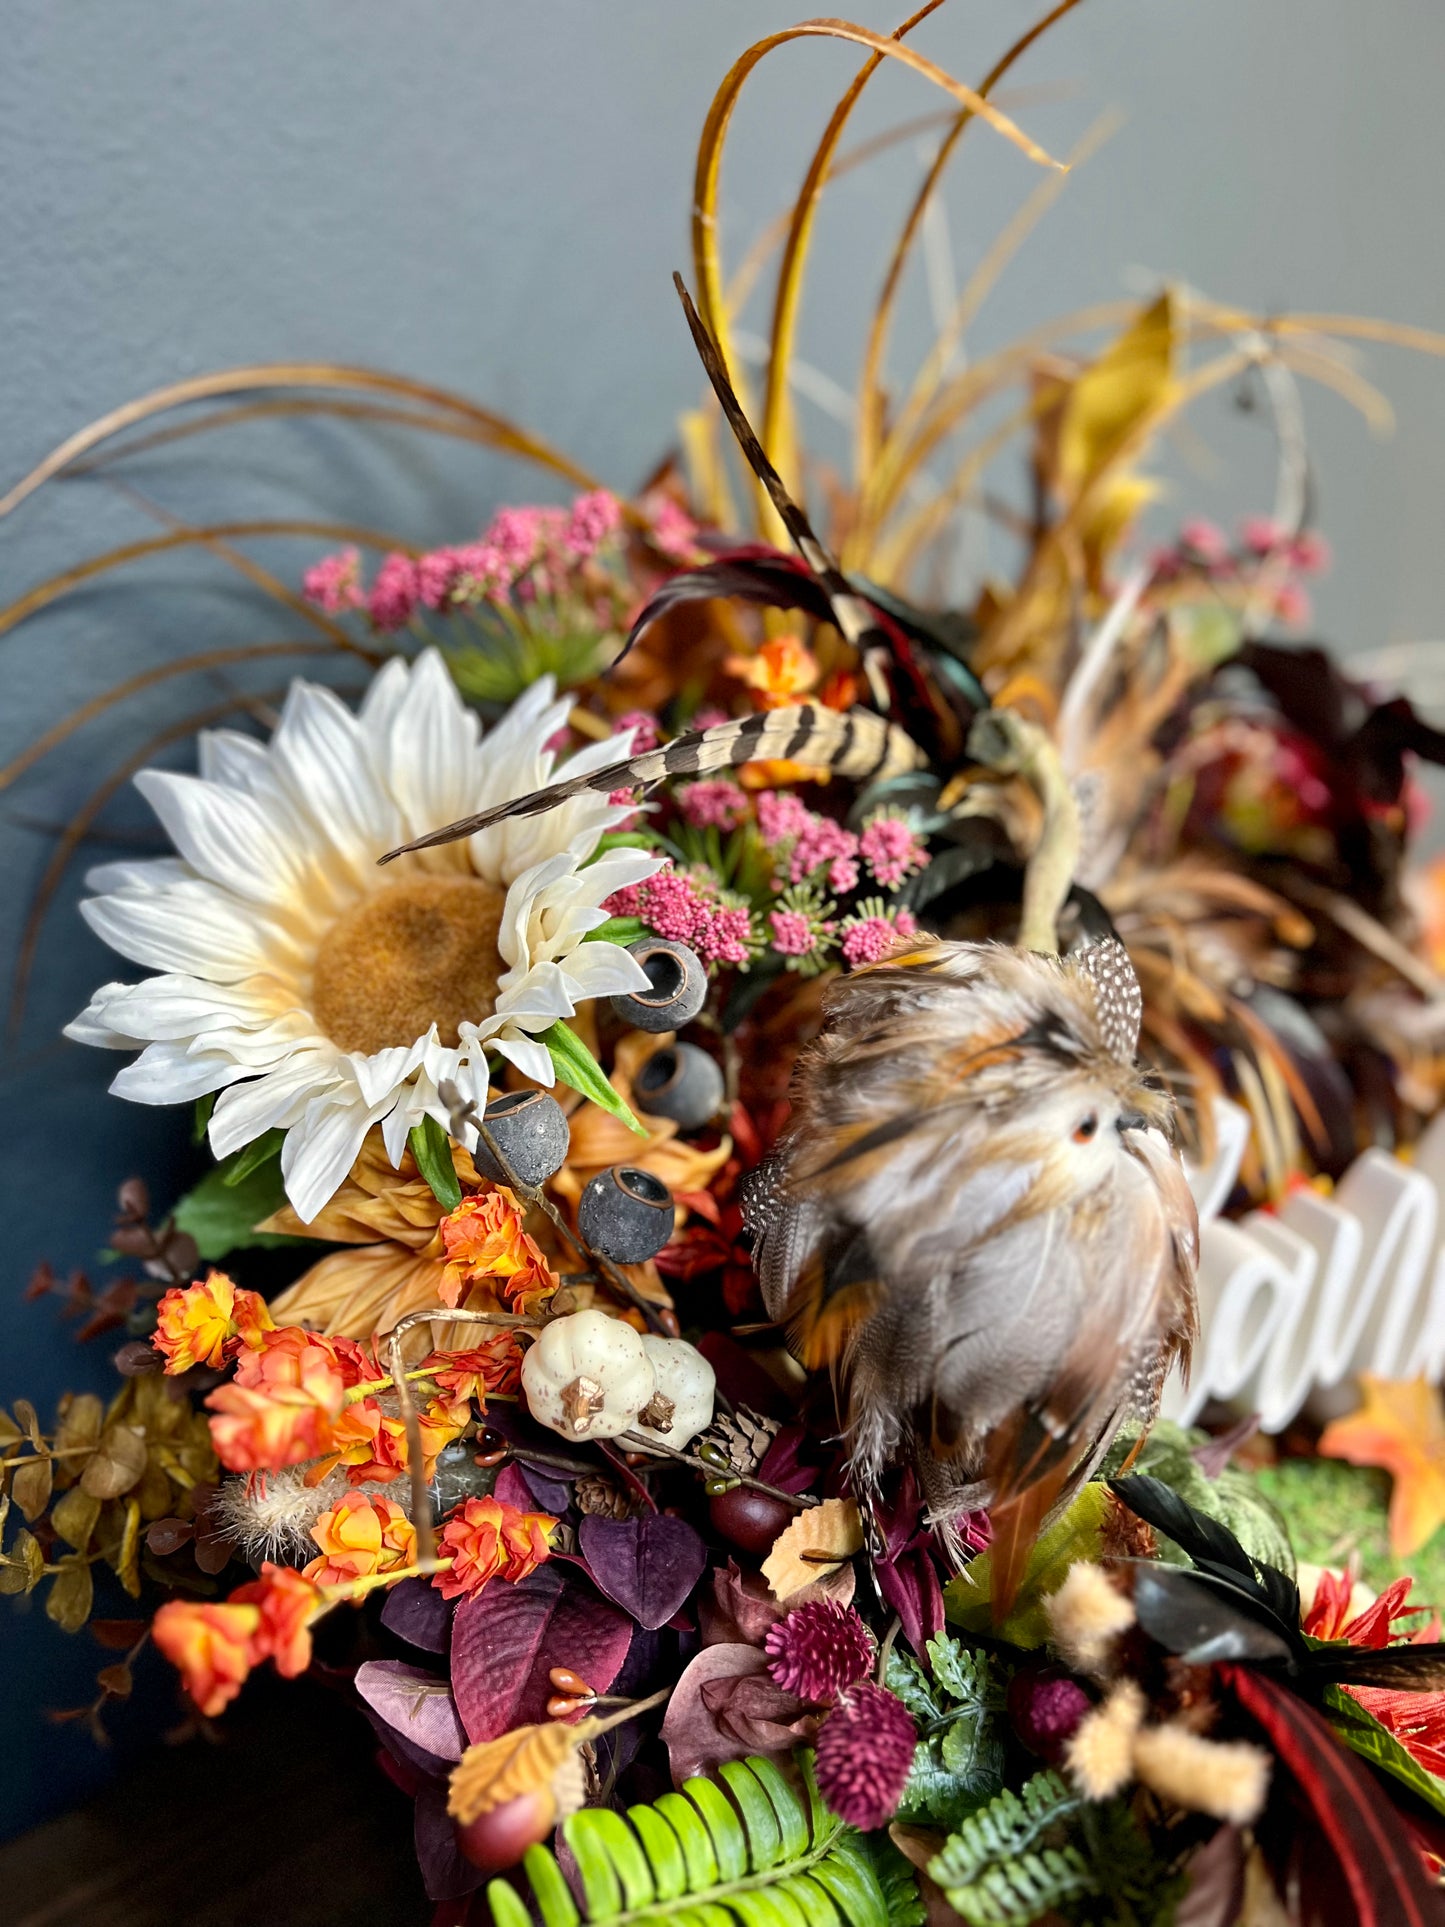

{"left": 414, "top": 1781, "right": 485, "bottom": 1902}
{"left": 495, "top": 1459, "right": 571, "bottom": 1516}
{"left": 355, "top": 1659, "right": 467, "bottom": 1765}
{"left": 579, "top": 1513, "right": 708, "bottom": 1632}
{"left": 381, "top": 1576, "right": 453, "bottom": 1653}
{"left": 451, "top": 1561, "right": 634, "bottom": 1743}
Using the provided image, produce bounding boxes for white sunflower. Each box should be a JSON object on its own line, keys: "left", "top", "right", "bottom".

{"left": 66, "top": 650, "right": 662, "bottom": 1221}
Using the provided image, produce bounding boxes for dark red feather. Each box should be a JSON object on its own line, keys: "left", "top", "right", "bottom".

{"left": 1220, "top": 1664, "right": 1445, "bottom": 1926}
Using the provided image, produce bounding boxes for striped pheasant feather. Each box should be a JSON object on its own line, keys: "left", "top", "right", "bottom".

{"left": 380, "top": 702, "right": 925, "bottom": 861}
{"left": 381, "top": 277, "right": 933, "bottom": 864}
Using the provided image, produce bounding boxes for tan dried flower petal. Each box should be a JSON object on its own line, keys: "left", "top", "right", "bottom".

{"left": 761, "top": 1498, "right": 863, "bottom": 1601}
{"left": 447, "top": 1719, "right": 576, "bottom": 1825}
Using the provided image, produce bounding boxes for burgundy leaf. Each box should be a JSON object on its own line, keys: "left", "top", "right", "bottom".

{"left": 695, "top": 1333, "right": 791, "bottom": 1418}
{"left": 756, "top": 1423, "right": 821, "bottom": 1498}
{"left": 414, "top": 1780, "right": 485, "bottom": 1902}
{"left": 696, "top": 1556, "right": 855, "bottom": 1648}
{"left": 578, "top": 1513, "right": 707, "bottom": 1632}
{"left": 381, "top": 1576, "right": 454, "bottom": 1654}
{"left": 450, "top": 1562, "right": 633, "bottom": 1743}
{"left": 1221, "top": 1664, "right": 1443, "bottom": 1927}
{"left": 702, "top": 1671, "right": 820, "bottom": 1754}
{"left": 1175, "top": 1824, "right": 1246, "bottom": 1927}
{"left": 871, "top": 1469, "right": 944, "bottom": 1653}
{"left": 355, "top": 1659, "right": 467, "bottom": 1766}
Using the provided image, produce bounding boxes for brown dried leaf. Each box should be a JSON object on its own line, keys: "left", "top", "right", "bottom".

{"left": 11, "top": 1455, "right": 53, "bottom": 1522}
{"left": 46, "top": 1559, "right": 94, "bottom": 1633}
{"left": 117, "top": 1177, "right": 150, "bottom": 1220}
{"left": 113, "top": 1340, "right": 163, "bottom": 1377}
{"left": 50, "top": 1485, "right": 101, "bottom": 1550}
{"left": 12, "top": 1399, "right": 43, "bottom": 1449}
{"left": 91, "top": 1618, "right": 148, "bottom": 1650}
{"left": 0, "top": 1528, "right": 45, "bottom": 1595}
{"left": 96, "top": 1664, "right": 133, "bottom": 1699}
{"left": 145, "top": 1517, "right": 195, "bottom": 1557}
{"left": 0, "top": 1408, "right": 23, "bottom": 1449}
{"left": 81, "top": 1425, "right": 148, "bottom": 1500}
{"left": 760, "top": 1498, "right": 864, "bottom": 1601}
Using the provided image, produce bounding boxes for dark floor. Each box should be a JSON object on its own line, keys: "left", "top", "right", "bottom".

{"left": 1, "top": 1679, "right": 430, "bottom": 1927}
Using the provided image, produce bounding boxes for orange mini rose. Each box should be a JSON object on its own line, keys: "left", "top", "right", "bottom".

{"left": 152, "top": 1599, "right": 263, "bottom": 1716}
{"left": 726, "top": 633, "right": 820, "bottom": 710}
{"left": 424, "top": 1337, "right": 525, "bottom": 1426}
{"left": 153, "top": 1270, "right": 275, "bottom": 1374}
{"left": 438, "top": 1189, "right": 557, "bottom": 1313}
{"left": 230, "top": 1563, "right": 325, "bottom": 1679}
{"left": 206, "top": 1382, "right": 337, "bottom": 1474}
{"left": 434, "top": 1496, "right": 556, "bottom": 1603}
{"left": 234, "top": 1326, "right": 352, "bottom": 1407}
{"left": 304, "top": 1490, "right": 418, "bottom": 1588}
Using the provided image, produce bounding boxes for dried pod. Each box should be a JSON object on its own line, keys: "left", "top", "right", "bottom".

{"left": 578, "top": 1166, "right": 675, "bottom": 1265}
{"left": 609, "top": 937, "right": 707, "bottom": 1031}
{"left": 472, "top": 1088, "right": 570, "bottom": 1186}
{"left": 633, "top": 1042, "right": 725, "bottom": 1128}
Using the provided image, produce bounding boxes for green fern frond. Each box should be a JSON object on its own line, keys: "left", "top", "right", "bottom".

{"left": 928, "top": 1772, "right": 1185, "bottom": 1927}
{"left": 889, "top": 1632, "right": 1008, "bottom": 1824}
{"left": 484, "top": 1752, "right": 897, "bottom": 1927}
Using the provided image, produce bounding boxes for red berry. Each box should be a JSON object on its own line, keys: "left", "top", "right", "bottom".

{"left": 709, "top": 1485, "right": 796, "bottom": 1556}
{"left": 455, "top": 1787, "right": 555, "bottom": 1872}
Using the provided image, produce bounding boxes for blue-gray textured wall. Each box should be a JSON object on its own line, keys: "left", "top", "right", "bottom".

{"left": 3, "top": 0, "right": 1445, "bottom": 1836}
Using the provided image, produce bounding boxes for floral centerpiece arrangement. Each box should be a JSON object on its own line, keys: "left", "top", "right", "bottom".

{"left": 11, "top": 9, "right": 1445, "bottom": 1924}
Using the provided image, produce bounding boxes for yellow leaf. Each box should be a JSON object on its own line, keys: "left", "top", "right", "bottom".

{"left": 114, "top": 1498, "right": 143, "bottom": 1599}
{"left": 0, "top": 1409, "right": 23, "bottom": 1450}
{"left": 50, "top": 1485, "right": 101, "bottom": 1551}
{"left": 945, "top": 1484, "right": 1112, "bottom": 1648}
{"left": 761, "top": 1498, "right": 863, "bottom": 1602}
{"left": 53, "top": 1392, "right": 104, "bottom": 1474}
{"left": 45, "top": 1558, "right": 94, "bottom": 1634}
{"left": 11, "top": 1456, "right": 53, "bottom": 1523}
{"left": 0, "top": 1528, "right": 45, "bottom": 1595}
{"left": 1056, "top": 293, "right": 1175, "bottom": 501}
{"left": 1319, "top": 1375, "right": 1445, "bottom": 1558}
{"left": 12, "top": 1399, "right": 43, "bottom": 1450}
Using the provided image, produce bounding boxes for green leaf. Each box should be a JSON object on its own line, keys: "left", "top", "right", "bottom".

{"left": 496, "top": 1751, "right": 886, "bottom": 1927}
{"left": 1100, "top": 1419, "right": 1295, "bottom": 1578}
{"left": 192, "top": 1094, "right": 215, "bottom": 1143}
{"left": 889, "top": 1636, "right": 1008, "bottom": 1826}
{"left": 222, "top": 1127, "right": 285, "bottom": 1188}
{"left": 409, "top": 1115, "right": 463, "bottom": 1210}
{"left": 584, "top": 916, "right": 647, "bottom": 946}
{"left": 1324, "top": 1682, "right": 1445, "bottom": 1820}
{"left": 171, "top": 1151, "right": 305, "bottom": 1260}
{"left": 541, "top": 1021, "right": 645, "bottom": 1136}
{"left": 593, "top": 832, "right": 664, "bottom": 855}
{"left": 945, "top": 1485, "right": 1112, "bottom": 1649}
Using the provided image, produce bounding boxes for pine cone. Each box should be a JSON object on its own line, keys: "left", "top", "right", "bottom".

{"left": 698, "top": 1405, "right": 781, "bottom": 1480}
{"left": 573, "top": 1474, "right": 634, "bottom": 1521}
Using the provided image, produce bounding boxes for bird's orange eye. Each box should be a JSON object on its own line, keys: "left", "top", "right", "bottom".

{"left": 1073, "top": 1113, "right": 1099, "bottom": 1143}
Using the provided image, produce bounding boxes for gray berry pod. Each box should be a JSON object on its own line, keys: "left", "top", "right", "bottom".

{"left": 609, "top": 937, "right": 707, "bottom": 1032}
{"left": 634, "top": 1042, "right": 725, "bottom": 1129}
{"left": 471, "top": 1088, "right": 570, "bottom": 1186}
{"left": 578, "top": 1164, "right": 676, "bottom": 1264}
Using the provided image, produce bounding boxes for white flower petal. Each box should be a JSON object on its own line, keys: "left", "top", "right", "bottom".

{"left": 80, "top": 884, "right": 299, "bottom": 981}
{"left": 381, "top": 647, "right": 483, "bottom": 842}
{"left": 209, "top": 1054, "right": 345, "bottom": 1157}
{"left": 134, "top": 770, "right": 311, "bottom": 905}
{"left": 558, "top": 940, "right": 652, "bottom": 999}
{"left": 282, "top": 1095, "right": 387, "bottom": 1224}
{"left": 198, "top": 728, "right": 271, "bottom": 793}
{"left": 110, "top": 1041, "right": 252, "bottom": 1104}
{"left": 78, "top": 974, "right": 283, "bottom": 1043}
{"left": 489, "top": 1031, "right": 556, "bottom": 1086}
{"left": 490, "top": 959, "right": 578, "bottom": 1025}
{"left": 84, "top": 857, "right": 192, "bottom": 895}
{"left": 268, "top": 680, "right": 399, "bottom": 871}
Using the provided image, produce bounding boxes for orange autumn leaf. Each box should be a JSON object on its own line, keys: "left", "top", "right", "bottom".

{"left": 1319, "top": 1374, "right": 1445, "bottom": 1557}
{"left": 447, "top": 1719, "right": 577, "bottom": 1824}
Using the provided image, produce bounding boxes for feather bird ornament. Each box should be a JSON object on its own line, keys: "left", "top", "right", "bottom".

{"left": 378, "top": 281, "right": 1200, "bottom": 1621}
{"left": 744, "top": 934, "right": 1198, "bottom": 1616}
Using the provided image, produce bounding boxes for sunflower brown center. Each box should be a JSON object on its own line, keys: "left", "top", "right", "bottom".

{"left": 311, "top": 874, "right": 508, "bottom": 1056}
